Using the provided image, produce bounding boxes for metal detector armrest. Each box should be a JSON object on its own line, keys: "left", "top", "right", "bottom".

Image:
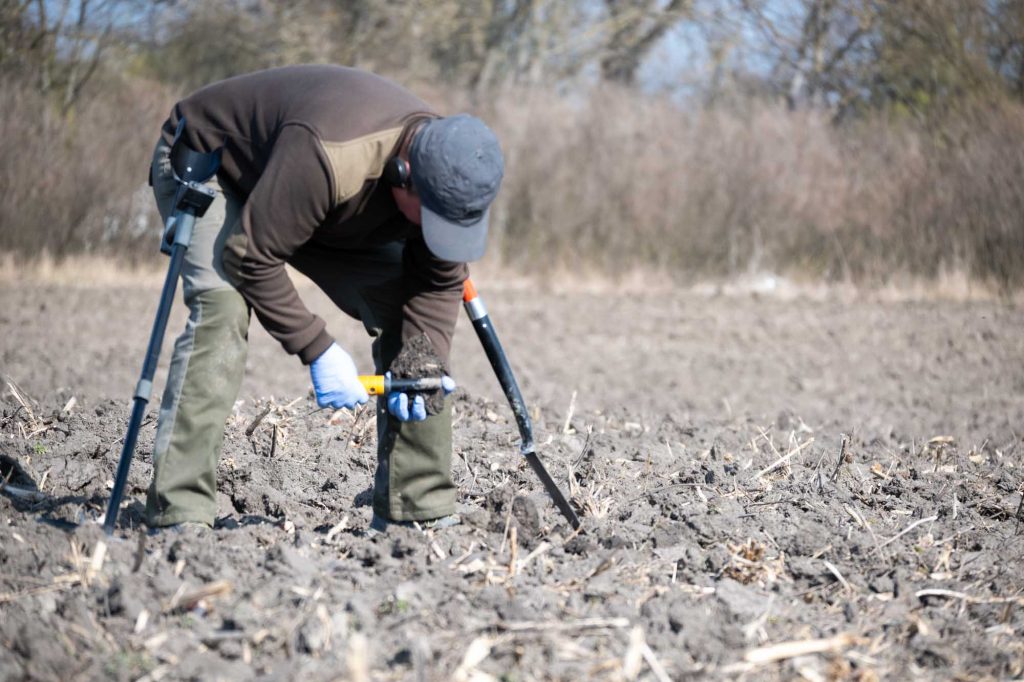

{"left": 169, "top": 117, "right": 222, "bottom": 185}
{"left": 168, "top": 116, "right": 221, "bottom": 217}
{"left": 158, "top": 118, "right": 223, "bottom": 255}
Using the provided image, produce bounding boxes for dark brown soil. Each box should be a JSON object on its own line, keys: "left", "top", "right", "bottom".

{"left": 1, "top": 280, "right": 1022, "bottom": 680}
{"left": 389, "top": 332, "right": 446, "bottom": 416}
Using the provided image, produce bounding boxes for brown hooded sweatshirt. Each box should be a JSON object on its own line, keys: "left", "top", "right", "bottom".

{"left": 161, "top": 65, "right": 467, "bottom": 364}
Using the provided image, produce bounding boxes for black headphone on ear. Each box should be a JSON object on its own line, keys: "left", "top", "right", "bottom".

{"left": 383, "top": 156, "right": 411, "bottom": 189}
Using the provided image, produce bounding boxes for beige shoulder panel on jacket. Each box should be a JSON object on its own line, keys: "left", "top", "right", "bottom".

{"left": 320, "top": 127, "right": 404, "bottom": 205}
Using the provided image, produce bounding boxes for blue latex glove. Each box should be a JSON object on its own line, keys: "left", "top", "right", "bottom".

{"left": 310, "top": 343, "right": 369, "bottom": 410}
{"left": 386, "top": 373, "right": 456, "bottom": 422}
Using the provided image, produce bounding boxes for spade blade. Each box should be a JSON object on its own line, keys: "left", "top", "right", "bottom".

{"left": 524, "top": 450, "right": 582, "bottom": 531}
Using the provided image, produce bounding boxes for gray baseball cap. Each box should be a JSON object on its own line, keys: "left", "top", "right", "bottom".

{"left": 410, "top": 114, "right": 504, "bottom": 262}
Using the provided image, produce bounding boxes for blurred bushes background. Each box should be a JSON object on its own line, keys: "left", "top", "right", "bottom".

{"left": 1, "top": 0, "right": 1022, "bottom": 288}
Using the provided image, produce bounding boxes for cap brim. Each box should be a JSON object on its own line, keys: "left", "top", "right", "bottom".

{"left": 420, "top": 204, "right": 489, "bottom": 263}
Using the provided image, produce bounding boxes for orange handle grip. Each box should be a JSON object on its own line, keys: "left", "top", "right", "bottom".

{"left": 462, "top": 278, "right": 478, "bottom": 303}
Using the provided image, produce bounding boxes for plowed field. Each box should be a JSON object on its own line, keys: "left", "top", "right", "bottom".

{"left": 2, "top": 279, "right": 1022, "bottom": 680}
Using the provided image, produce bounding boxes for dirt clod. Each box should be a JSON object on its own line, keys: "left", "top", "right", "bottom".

{"left": 389, "top": 332, "right": 446, "bottom": 415}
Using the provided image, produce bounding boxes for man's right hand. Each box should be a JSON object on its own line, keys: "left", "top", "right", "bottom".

{"left": 310, "top": 343, "right": 369, "bottom": 410}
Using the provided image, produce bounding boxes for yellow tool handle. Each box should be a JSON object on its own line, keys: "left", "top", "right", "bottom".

{"left": 358, "top": 375, "right": 445, "bottom": 395}
{"left": 358, "top": 375, "right": 387, "bottom": 395}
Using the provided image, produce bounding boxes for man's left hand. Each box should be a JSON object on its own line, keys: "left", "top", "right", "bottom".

{"left": 386, "top": 373, "right": 456, "bottom": 422}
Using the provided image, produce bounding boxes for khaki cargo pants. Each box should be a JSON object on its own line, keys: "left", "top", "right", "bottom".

{"left": 145, "top": 139, "right": 455, "bottom": 527}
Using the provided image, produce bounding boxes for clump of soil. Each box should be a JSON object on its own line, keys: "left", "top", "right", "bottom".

{"left": 483, "top": 487, "right": 545, "bottom": 546}
{"left": 389, "top": 332, "right": 446, "bottom": 415}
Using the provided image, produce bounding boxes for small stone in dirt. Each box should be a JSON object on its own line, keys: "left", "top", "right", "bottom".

{"left": 167, "top": 539, "right": 185, "bottom": 563}
{"left": 175, "top": 651, "right": 250, "bottom": 680}
{"left": 389, "top": 333, "right": 447, "bottom": 416}
{"left": 584, "top": 571, "right": 618, "bottom": 601}
{"left": 265, "top": 543, "right": 316, "bottom": 584}
{"left": 390, "top": 536, "right": 418, "bottom": 559}
{"left": 34, "top": 593, "right": 57, "bottom": 615}
{"left": 703, "top": 545, "right": 731, "bottom": 574}
{"left": 667, "top": 598, "right": 688, "bottom": 634}
{"left": 100, "top": 580, "right": 143, "bottom": 621}
{"left": 298, "top": 615, "right": 329, "bottom": 654}
{"left": 603, "top": 533, "right": 631, "bottom": 549}
{"left": 563, "top": 536, "right": 595, "bottom": 556}
{"left": 787, "top": 556, "right": 824, "bottom": 584}
{"left": 511, "top": 495, "right": 542, "bottom": 543}
{"left": 215, "top": 638, "right": 245, "bottom": 660}
{"left": 715, "top": 580, "right": 767, "bottom": 623}
{"left": 868, "top": 570, "right": 895, "bottom": 595}
{"left": 390, "top": 648, "right": 413, "bottom": 666}
{"left": 461, "top": 507, "right": 490, "bottom": 529}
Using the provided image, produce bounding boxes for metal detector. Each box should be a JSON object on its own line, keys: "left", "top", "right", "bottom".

{"left": 101, "top": 119, "right": 222, "bottom": 535}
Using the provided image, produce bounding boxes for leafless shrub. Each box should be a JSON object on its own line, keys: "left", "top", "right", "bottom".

{"left": 482, "top": 85, "right": 1024, "bottom": 289}
{"left": 2, "top": 73, "right": 1020, "bottom": 289}
{"left": 0, "top": 74, "right": 168, "bottom": 261}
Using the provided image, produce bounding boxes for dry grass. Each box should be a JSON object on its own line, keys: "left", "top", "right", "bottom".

{"left": 0, "top": 253, "right": 167, "bottom": 286}
{"left": 5, "top": 253, "right": 1015, "bottom": 305}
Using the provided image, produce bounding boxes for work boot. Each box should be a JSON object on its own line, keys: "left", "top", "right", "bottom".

{"left": 363, "top": 512, "right": 460, "bottom": 538}
{"left": 147, "top": 521, "right": 212, "bottom": 538}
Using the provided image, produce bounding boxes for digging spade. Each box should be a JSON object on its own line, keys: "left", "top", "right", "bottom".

{"left": 462, "top": 279, "right": 583, "bottom": 531}
{"left": 101, "top": 119, "right": 222, "bottom": 535}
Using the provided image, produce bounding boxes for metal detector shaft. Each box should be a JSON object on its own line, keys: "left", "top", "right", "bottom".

{"left": 102, "top": 229, "right": 192, "bottom": 534}
{"left": 462, "top": 279, "right": 582, "bottom": 531}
